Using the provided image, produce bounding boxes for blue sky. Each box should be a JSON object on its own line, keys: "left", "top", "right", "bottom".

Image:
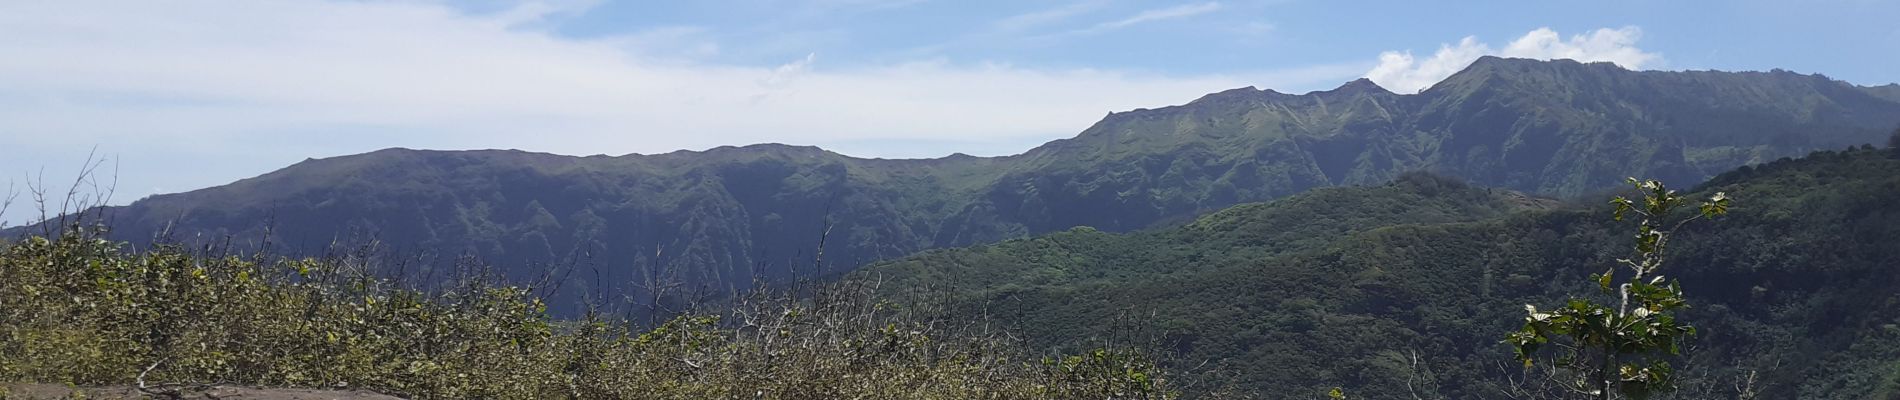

{"left": 537, "top": 0, "right": 1900, "bottom": 81}
{"left": 1, "top": 0, "right": 1897, "bottom": 225}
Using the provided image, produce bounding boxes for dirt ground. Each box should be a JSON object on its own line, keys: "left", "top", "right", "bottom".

{"left": 3, "top": 383, "right": 405, "bottom": 400}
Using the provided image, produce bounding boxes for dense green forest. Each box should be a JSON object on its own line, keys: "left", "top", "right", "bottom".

{"left": 863, "top": 145, "right": 1900, "bottom": 399}
{"left": 20, "top": 58, "right": 1898, "bottom": 314}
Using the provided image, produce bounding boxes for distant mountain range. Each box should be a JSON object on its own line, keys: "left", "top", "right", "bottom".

{"left": 24, "top": 56, "right": 1900, "bottom": 311}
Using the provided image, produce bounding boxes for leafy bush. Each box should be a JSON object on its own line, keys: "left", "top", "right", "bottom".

{"left": 0, "top": 225, "right": 1175, "bottom": 399}
{"left": 1506, "top": 178, "right": 1728, "bottom": 399}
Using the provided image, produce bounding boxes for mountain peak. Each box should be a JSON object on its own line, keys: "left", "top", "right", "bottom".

{"left": 1459, "top": 56, "right": 1630, "bottom": 74}
{"left": 1466, "top": 55, "right": 1521, "bottom": 67}
{"left": 1467, "top": 55, "right": 1586, "bottom": 69}
{"left": 1323, "top": 78, "right": 1391, "bottom": 96}
{"left": 1426, "top": 56, "right": 1602, "bottom": 93}
{"left": 1186, "top": 86, "right": 1290, "bottom": 106}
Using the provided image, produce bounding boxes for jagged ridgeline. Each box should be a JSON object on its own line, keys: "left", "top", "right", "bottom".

{"left": 863, "top": 147, "right": 1900, "bottom": 398}
{"left": 23, "top": 57, "right": 1900, "bottom": 312}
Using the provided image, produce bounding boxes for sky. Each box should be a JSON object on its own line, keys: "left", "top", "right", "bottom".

{"left": 2, "top": 0, "right": 1898, "bottom": 225}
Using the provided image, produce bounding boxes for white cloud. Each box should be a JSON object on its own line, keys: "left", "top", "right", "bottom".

{"left": 1502, "top": 27, "right": 1658, "bottom": 67}
{"left": 0, "top": 0, "right": 1360, "bottom": 211}
{"left": 1365, "top": 27, "right": 1661, "bottom": 93}
{"left": 1364, "top": 36, "right": 1495, "bottom": 95}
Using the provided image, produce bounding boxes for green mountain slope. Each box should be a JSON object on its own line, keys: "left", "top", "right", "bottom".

{"left": 98, "top": 145, "right": 1010, "bottom": 301}
{"left": 29, "top": 58, "right": 1900, "bottom": 311}
{"left": 862, "top": 146, "right": 1900, "bottom": 399}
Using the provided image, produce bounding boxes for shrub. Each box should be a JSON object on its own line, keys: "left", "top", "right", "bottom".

{"left": 0, "top": 225, "right": 1175, "bottom": 399}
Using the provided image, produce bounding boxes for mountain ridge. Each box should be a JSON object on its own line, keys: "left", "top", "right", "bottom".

{"left": 14, "top": 57, "right": 1900, "bottom": 313}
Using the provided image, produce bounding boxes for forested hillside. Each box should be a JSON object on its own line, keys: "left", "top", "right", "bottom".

{"left": 27, "top": 57, "right": 1900, "bottom": 312}
{"left": 863, "top": 146, "right": 1900, "bottom": 399}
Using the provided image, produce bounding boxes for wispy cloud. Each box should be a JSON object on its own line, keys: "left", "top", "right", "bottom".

{"left": 0, "top": 0, "right": 1357, "bottom": 208}
{"left": 991, "top": 1, "right": 1105, "bottom": 33}
{"left": 607, "top": 26, "right": 722, "bottom": 61}
{"left": 1365, "top": 26, "right": 1661, "bottom": 93}
{"left": 1082, "top": 2, "right": 1223, "bottom": 33}
{"left": 486, "top": 0, "right": 605, "bottom": 26}
{"left": 763, "top": 0, "right": 932, "bottom": 28}
{"left": 895, "top": 1, "right": 1102, "bottom": 57}
{"left": 1011, "top": 2, "right": 1225, "bottom": 45}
